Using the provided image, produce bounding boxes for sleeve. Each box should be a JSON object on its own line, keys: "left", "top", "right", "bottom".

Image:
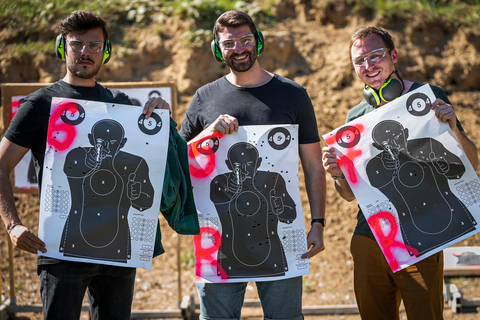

{"left": 297, "top": 87, "right": 320, "bottom": 144}
{"left": 109, "top": 88, "right": 133, "bottom": 106}
{"left": 5, "top": 97, "right": 44, "bottom": 149}
{"left": 179, "top": 91, "right": 202, "bottom": 142}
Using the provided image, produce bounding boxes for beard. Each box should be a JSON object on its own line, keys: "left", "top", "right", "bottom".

{"left": 67, "top": 57, "right": 101, "bottom": 79}
{"left": 224, "top": 46, "right": 257, "bottom": 72}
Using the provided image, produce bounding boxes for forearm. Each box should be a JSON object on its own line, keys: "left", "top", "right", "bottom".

{"left": 334, "top": 178, "right": 356, "bottom": 202}
{"left": 304, "top": 164, "right": 326, "bottom": 220}
{"left": 454, "top": 128, "right": 479, "bottom": 170}
{"left": 0, "top": 165, "right": 21, "bottom": 231}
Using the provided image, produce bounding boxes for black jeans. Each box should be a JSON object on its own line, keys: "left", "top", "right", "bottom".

{"left": 37, "top": 260, "right": 136, "bottom": 320}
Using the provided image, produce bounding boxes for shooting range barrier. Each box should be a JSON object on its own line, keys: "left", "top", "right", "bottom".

{"left": 443, "top": 246, "right": 480, "bottom": 313}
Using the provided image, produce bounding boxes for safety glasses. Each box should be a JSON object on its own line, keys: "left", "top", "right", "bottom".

{"left": 352, "top": 48, "right": 389, "bottom": 67}
{"left": 220, "top": 34, "right": 255, "bottom": 50}
{"left": 66, "top": 39, "right": 104, "bottom": 53}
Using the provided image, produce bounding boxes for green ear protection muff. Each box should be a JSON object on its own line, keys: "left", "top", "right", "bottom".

{"left": 210, "top": 12, "right": 264, "bottom": 63}
{"left": 363, "top": 70, "right": 404, "bottom": 107}
{"left": 55, "top": 34, "right": 111, "bottom": 65}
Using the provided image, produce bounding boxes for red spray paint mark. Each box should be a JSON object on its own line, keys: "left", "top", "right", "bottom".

{"left": 324, "top": 124, "right": 366, "bottom": 184}
{"left": 47, "top": 102, "right": 78, "bottom": 151}
{"left": 11, "top": 100, "right": 21, "bottom": 120}
{"left": 188, "top": 132, "right": 223, "bottom": 178}
{"left": 338, "top": 149, "right": 362, "bottom": 184}
{"left": 368, "top": 211, "right": 419, "bottom": 272}
{"left": 193, "top": 226, "right": 227, "bottom": 279}
{"left": 324, "top": 133, "right": 336, "bottom": 146}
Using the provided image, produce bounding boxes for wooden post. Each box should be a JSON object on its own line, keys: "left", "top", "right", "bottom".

{"left": 8, "top": 240, "right": 16, "bottom": 307}
{"left": 176, "top": 234, "right": 182, "bottom": 307}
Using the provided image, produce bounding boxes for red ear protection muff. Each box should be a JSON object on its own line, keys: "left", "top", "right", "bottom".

{"left": 210, "top": 12, "right": 264, "bottom": 63}
{"left": 363, "top": 70, "right": 404, "bottom": 107}
{"left": 55, "top": 34, "right": 111, "bottom": 65}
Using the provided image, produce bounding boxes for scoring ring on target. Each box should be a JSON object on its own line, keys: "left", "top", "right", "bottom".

{"left": 138, "top": 113, "right": 162, "bottom": 135}
{"left": 195, "top": 137, "right": 219, "bottom": 155}
{"left": 268, "top": 127, "right": 291, "bottom": 150}
{"left": 406, "top": 93, "right": 431, "bottom": 116}
{"left": 60, "top": 102, "right": 85, "bottom": 126}
{"left": 336, "top": 125, "right": 361, "bottom": 148}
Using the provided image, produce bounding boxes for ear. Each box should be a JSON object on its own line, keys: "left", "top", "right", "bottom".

{"left": 372, "top": 141, "right": 383, "bottom": 151}
{"left": 390, "top": 48, "right": 398, "bottom": 64}
{"left": 404, "top": 128, "right": 409, "bottom": 140}
{"left": 257, "top": 157, "right": 262, "bottom": 167}
{"left": 225, "top": 159, "right": 233, "bottom": 170}
{"left": 120, "top": 137, "right": 127, "bottom": 148}
{"left": 88, "top": 133, "right": 95, "bottom": 146}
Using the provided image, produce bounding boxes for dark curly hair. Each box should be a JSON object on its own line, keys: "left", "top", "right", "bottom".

{"left": 59, "top": 10, "right": 108, "bottom": 41}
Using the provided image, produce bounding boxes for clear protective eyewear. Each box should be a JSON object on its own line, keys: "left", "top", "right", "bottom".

{"left": 66, "top": 39, "right": 104, "bottom": 53}
{"left": 352, "top": 48, "right": 389, "bottom": 67}
{"left": 220, "top": 34, "right": 255, "bottom": 50}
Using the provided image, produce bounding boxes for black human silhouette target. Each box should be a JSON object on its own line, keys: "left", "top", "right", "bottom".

{"left": 210, "top": 142, "right": 296, "bottom": 279}
{"left": 60, "top": 119, "right": 155, "bottom": 263}
{"left": 366, "top": 120, "right": 477, "bottom": 257}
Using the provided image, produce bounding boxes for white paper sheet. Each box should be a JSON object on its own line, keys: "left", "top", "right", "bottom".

{"left": 189, "top": 125, "right": 310, "bottom": 283}
{"left": 37, "top": 97, "right": 169, "bottom": 270}
{"left": 323, "top": 84, "right": 480, "bottom": 272}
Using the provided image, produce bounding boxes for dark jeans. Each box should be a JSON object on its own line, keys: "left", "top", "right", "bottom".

{"left": 37, "top": 260, "right": 136, "bottom": 320}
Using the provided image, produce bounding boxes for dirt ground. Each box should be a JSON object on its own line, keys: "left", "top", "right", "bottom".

{"left": 1, "top": 2, "right": 480, "bottom": 319}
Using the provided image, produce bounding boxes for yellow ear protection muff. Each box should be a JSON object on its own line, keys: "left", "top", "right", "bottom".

{"left": 55, "top": 33, "right": 112, "bottom": 65}
{"left": 210, "top": 12, "right": 264, "bottom": 63}
{"left": 363, "top": 70, "right": 405, "bottom": 107}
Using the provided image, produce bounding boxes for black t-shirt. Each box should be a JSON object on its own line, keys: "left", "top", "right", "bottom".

{"left": 346, "top": 83, "right": 464, "bottom": 237}
{"left": 5, "top": 80, "right": 131, "bottom": 191}
{"left": 179, "top": 74, "right": 320, "bottom": 144}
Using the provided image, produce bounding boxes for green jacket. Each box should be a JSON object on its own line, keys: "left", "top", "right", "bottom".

{"left": 153, "top": 117, "right": 200, "bottom": 257}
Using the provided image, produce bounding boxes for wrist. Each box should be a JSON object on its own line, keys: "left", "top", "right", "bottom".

{"left": 8, "top": 222, "right": 23, "bottom": 233}
{"left": 331, "top": 174, "right": 345, "bottom": 180}
{"left": 311, "top": 218, "right": 326, "bottom": 227}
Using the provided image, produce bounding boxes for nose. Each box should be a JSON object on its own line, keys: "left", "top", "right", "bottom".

{"left": 233, "top": 42, "right": 244, "bottom": 53}
{"left": 79, "top": 44, "right": 90, "bottom": 55}
{"left": 364, "top": 58, "right": 375, "bottom": 70}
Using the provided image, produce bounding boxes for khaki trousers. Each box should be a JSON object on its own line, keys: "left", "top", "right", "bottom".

{"left": 350, "top": 234, "right": 444, "bottom": 320}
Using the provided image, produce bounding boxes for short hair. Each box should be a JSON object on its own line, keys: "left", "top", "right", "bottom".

{"left": 59, "top": 11, "right": 108, "bottom": 41}
{"left": 214, "top": 10, "right": 256, "bottom": 39}
{"left": 349, "top": 26, "right": 395, "bottom": 58}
